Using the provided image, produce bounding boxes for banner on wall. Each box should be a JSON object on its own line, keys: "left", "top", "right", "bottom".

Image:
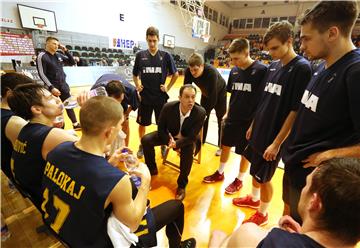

{"left": 110, "top": 37, "right": 136, "bottom": 50}
{"left": 0, "top": 32, "right": 34, "bottom": 56}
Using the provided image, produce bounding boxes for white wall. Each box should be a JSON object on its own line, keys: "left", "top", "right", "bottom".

{"left": 1, "top": 0, "right": 229, "bottom": 50}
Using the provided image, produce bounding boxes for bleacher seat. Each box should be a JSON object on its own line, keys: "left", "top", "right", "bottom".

{"left": 88, "top": 52, "right": 95, "bottom": 57}
{"left": 94, "top": 47, "right": 100, "bottom": 52}
{"left": 81, "top": 52, "right": 88, "bottom": 57}
{"left": 65, "top": 45, "right": 73, "bottom": 50}
{"left": 81, "top": 46, "right": 87, "bottom": 51}
{"left": 74, "top": 45, "right": 81, "bottom": 51}
{"left": 88, "top": 47, "right": 94, "bottom": 51}
{"left": 101, "top": 48, "right": 107, "bottom": 52}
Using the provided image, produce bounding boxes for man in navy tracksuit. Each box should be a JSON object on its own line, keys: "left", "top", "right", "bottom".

{"left": 37, "top": 36, "right": 80, "bottom": 130}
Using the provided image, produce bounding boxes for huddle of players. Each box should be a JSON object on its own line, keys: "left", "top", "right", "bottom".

{"left": 2, "top": 0, "right": 360, "bottom": 246}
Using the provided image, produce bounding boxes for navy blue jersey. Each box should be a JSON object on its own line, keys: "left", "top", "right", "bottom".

{"left": 257, "top": 228, "right": 324, "bottom": 248}
{"left": 42, "top": 142, "right": 126, "bottom": 248}
{"left": 91, "top": 73, "right": 140, "bottom": 111}
{"left": 282, "top": 49, "right": 360, "bottom": 165}
{"left": 184, "top": 64, "right": 226, "bottom": 111}
{"left": 249, "top": 56, "right": 311, "bottom": 154}
{"left": 226, "top": 61, "right": 268, "bottom": 122}
{"left": 133, "top": 50, "right": 177, "bottom": 104}
{"left": 12, "top": 123, "right": 53, "bottom": 207}
{"left": 1, "top": 108, "right": 14, "bottom": 180}
{"left": 37, "top": 50, "right": 75, "bottom": 89}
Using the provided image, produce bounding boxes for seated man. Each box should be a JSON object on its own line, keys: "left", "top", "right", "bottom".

{"left": 8, "top": 83, "right": 77, "bottom": 208}
{"left": 91, "top": 73, "right": 140, "bottom": 146}
{"left": 1, "top": 73, "right": 33, "bottom": 182}
{"left": 209, "top": 157, "right": 360, "bottom": 247}
{"left": 141, "top": 85, "right": 206, "bottom": 200}
{"left": 41, "top": 96, "right": 195, "bottom": 248}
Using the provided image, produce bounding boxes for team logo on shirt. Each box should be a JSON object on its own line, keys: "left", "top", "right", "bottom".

{"left": 251, "top": 69, "right": 256, "bottom": 75}
{"left": 288, "top": 66, "right": 294, "bottom": 72}
{"left": 264, "top": 82, "right": 282, "bottom": 96}
{"left": 232, "top": 82, "right": 252, "bottom": 92}
{"left": 327, "top": 73, "right": 336, "bottom": 83}
{"left": 142, "top": 67, "right": 162, "bottom": 73}
{"left": 301, "top": 90, "right": 319, "bottom": 112}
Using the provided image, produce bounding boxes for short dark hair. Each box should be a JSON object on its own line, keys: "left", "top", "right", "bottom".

{"left": 187, "top": 53, "right": 204, "bottom": 67}
{"left": 105, "top": 80, "right": 125, "bottom": 99}
{"left": 146, "top": 26, "right": 159, "bottom": 39}
{"left": 80, "top": 96, "right": 123, "bottom": 136}
{"left": 228, "top": 38, "right": 250, "bottom": 54}
{"left": 7, "top": 83, "right": 46, "bottom": 120}
{"left": 310, "top": 157, "right": 360, "bottom": 245}
{"left": 179, "top": 84, "right": 197, "bottom": 96}
{"left": 1, "top": 73, "right": 34, "bottom": 97}
{"left": 298, "top": 1, "right": 359, "bottom": 37}
{"left": 46, "top": 36, "right": 59, "bottom": 42}
{"left": 263, "top": 21, "right": 294, "bottom": 45}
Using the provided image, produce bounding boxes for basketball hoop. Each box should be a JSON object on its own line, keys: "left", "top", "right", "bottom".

{"left": 201, "top": 34, "right": 211, "bottom": 43}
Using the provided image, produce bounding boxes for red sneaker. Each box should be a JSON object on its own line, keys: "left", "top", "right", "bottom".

{"left": 203, "top": 171, "right": 224, "bottom": 183}
{"left": 243, "top": 211, "right": 268, "bottom": 226}
{"left": 232, "top": 195, "right": 260, "bottom": 209}
{"left": 225, "top": 178, "right": 243, "bottom": 194}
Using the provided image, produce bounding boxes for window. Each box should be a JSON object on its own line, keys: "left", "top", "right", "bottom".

{"left": 225, "top": 17, "right": 229, "bottom": 27}
{"left": 233, "top": 19, "right": 239, "bottom": 29}
{"left": 213, "top": 10, "right": 218, "bottom": 23}
{"left": 204, "top": 5, "right": 208, "bottom": 18}
{"left": 246, "top": 23, "right": 253, "bottom": 29}
{"left": 280, "top": 16, "right": 288, "bottom": 21}
{"left": 288, "top": 16, "right": 296, "bottom": 25}
{"left": 239, "top": 19, "right": 246, "bottom": 29}
{"left": 254, "top": 18, "right": 262, "bottom": 28}
{"left": 262, "top": 18, "right": 270, "bottom": 28}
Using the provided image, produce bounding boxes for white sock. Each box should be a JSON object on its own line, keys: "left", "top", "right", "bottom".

{"left": 251, "top": 187, "right": 260, "bottom": 202}
{"left": 259, "top": 201, "right": 270, "bottom": 215}
{"left": 237, "top": 172, "right": 246, "bottom": 181}
{"left": 218, "top": 162, "right": 226, "bottom": 174}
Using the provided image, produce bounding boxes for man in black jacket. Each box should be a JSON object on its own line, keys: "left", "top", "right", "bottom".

{"left": 183, "top": 53, "right": 227, "bottom": 155}
{"left": 141, "top": 85, "right": 206, "bottom": 200}
{"left": 36, "top": 36, "right": 80, "bottom": 130}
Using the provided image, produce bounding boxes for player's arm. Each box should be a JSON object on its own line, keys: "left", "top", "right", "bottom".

{"left": 5, "top": 116, "right": 28, "bottom": 145}
{"left": 164, "top": 71, "right": 179, "bottom": 92}
{"left": 132, "top": 54, "right": 143, "bottom": 92}
{"left": 107, "top": 163, "right": 151, "bottom": 231}
{"left": 41, "top": 128, "right": 78, "bottom": 159}
{"left": 263, "top": 110, "right": 297, "bottom": 161}
{"left": 303, "top": 144, "right": 360, "bottom": 168}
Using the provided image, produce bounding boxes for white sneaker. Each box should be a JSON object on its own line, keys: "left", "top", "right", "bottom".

{"left": 215, "top": 149, "right": 222, "bottom": 156}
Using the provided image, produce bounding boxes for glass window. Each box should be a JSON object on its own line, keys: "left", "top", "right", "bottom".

{"left": 246, "top": 23, "right": 253, "bottom": 29}
{"left": 225, "top": 17, "right": 229, "bottom": 27}
{"left": 247, "top": 18, "right": 254, "bottom": 24}
{"left": 204, "top": 5, "right": 208, "bottom": 18}
{"left": 262, "top": 18, "right": 270, "bottom": 28}
{"left": 288, "top": 16, "right": 296, "bottom": 25}
{"left": 213, "top": 10, "right": 218, "bottom": 23}
{"left": 280, "top": 16, "right": 288, "bottom": 21}
{"left": 239, "top": 19, "right": 246, "bottom": 29}
{"left": 233, "top": 19, "right": 239, "bottom": 29}
{"left": 254, "top": 18, "right": 262, "bottom": 28}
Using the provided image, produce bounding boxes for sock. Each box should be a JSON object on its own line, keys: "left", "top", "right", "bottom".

{"left": 259, "top": 201, "right": 270, "bottom": 215}
{"left": 218, "top": 162, "right": 226, "bottom": 174}
{"left": 251, "top": 187, "right": 260, "bottom": 202}
{"left": 237, "top": 172, "right": 246, "bottom": 181}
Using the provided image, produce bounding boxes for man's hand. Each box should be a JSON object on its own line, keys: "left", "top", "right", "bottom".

{"left": 160, "top": 84, "right": 167, "bottom": 92}
{"left": 58, "top": 44, "right": 67, "bottom": 52}
{"left": 168, "top": 133, "right": 176, "bottom": 149}
{"left": 278, "top": 215, "right": 302, "bottom": 233}
{"left": 246, "top": 126, "right": 252, "bottom": 140}
{"left": 51, "top": 88, "right": 61, "bottom": 97}
{"left": 303, "top": 150, "right": 332, "bottom": 168}
{"left": 76, "top": 91, "right": 90, "bottom": 107}
{"left": 263, "top": 142, "right": 280, "bottom": 161}
{"left": 131, "top": 162, "right": 151, "bottom": 189}
{"left": 136, "top": 84, "right": 144, "bottom": 92}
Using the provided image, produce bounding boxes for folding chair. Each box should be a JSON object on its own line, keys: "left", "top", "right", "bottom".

{"left": 162, "top": 127, "right": 203, "bottom": 170}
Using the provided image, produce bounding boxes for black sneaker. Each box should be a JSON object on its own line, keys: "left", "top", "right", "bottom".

{"left": 180, "top": 238, "right": 196, "bottom": 248}
{"left": 73, "top": 123, "right": 81, "bottom": 131}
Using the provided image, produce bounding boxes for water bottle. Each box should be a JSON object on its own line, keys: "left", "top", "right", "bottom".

{"left": 63, "top": 86, "right": 108, "bottom": 109}
{"left": 53, "top": 115, "right": 65, "bottom": 128}
{"left": 123, "top": 154, "right": 142, "bottom": 188}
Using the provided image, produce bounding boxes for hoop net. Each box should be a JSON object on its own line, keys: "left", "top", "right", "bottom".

{"left": 36, "top": 24, "right": 44, "bottom": 29}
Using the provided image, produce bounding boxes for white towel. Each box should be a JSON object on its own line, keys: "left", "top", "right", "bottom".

{"left": 107, "top": 213, "right": 138, "bottom": 247}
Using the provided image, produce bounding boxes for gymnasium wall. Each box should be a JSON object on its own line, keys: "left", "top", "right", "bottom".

{"left": 1, "top": 1, "right": 228, "bottom": 50}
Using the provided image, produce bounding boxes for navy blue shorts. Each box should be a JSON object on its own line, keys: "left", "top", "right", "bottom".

{"left": 221, "top": 120, "right": 251, "bottom": 155}
{"left": 244, "top": 145, "right": 280, "bottom": 183}
{"left": 136, "top": 102, "right": 165, "bottom": 126}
